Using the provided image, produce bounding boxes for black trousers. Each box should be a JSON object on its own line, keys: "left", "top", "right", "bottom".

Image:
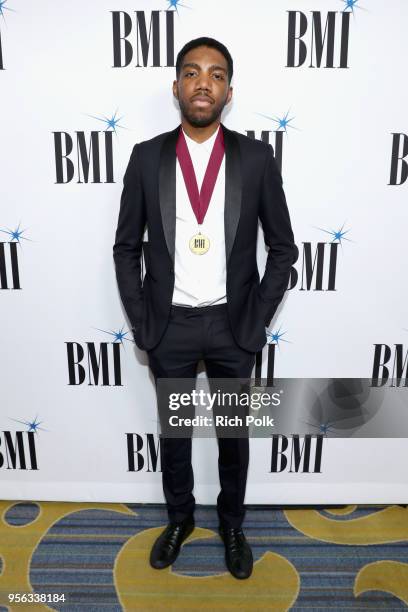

{"left": 146, "top": 302, "right": 256, "bottom": 529}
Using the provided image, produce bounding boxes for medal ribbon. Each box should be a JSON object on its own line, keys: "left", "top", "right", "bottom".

{"left": 176, "top": 126, "right": 225, "bottom": 225}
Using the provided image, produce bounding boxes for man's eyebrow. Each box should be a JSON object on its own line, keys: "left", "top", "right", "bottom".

{"left": 182, "top": 62, "right": 227, "bottom": 73}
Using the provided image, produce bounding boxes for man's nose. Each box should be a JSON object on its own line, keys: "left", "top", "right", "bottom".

{"left": 195, "top": 73, "right": 211, "bottom": 91}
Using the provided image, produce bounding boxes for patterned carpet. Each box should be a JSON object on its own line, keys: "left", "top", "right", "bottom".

{"left": 0, "top": 501, "right": 407, "bottom": 610}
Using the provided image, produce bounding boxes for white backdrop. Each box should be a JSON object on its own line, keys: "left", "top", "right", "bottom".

{"left": 1, "top": 0, "right": 407, "bottom": 503}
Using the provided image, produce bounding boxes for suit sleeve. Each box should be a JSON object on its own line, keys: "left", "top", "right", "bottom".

{"left": 258, "top": 144, "right": 299, "bottom": 326}
{"left": 113, "top": 143, "right": 147, "bottom": 329}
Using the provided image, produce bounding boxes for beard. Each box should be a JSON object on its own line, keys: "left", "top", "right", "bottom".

{"left": 178, "top": 95, "right": 226, "bottom": 128}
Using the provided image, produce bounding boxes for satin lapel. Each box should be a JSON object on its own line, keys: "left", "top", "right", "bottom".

{"left": 159, "top": 125, "right": 180, "bottom": 265}
{"left": 222, "top": 123, "right": 242, "bottom": 265}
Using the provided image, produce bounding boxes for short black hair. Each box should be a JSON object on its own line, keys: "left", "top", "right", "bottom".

{"left": 175, "top": 37, "right": 233, "bottom": 83}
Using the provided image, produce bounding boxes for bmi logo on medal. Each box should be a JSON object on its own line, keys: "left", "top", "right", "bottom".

{"left": 189, "top": 233, "right": 210, "bottom": 255}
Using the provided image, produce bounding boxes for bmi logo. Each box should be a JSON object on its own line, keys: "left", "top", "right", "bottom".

{"left": 270, "top": 434, "right": 324, "bottom": 473}
{"left": 66, "top": 325, "right": 133, "bottom": 386}
{"left": 290, "top": 223, "right": 352, "bottom": 292}
{"left": 286, "top": 1, "right": 365, "bottom": 69}
{"left": 111, "top": 6, "right": 176, "bottom": 68}
{"left": 52, "top": 110, "right": 126, "bottom": 184}
{"left": 389, "top": 132, "right": 408, "bottom": 186}
{"left": 0, "top": 417, "right": 44, "bottom": 471}
{"left": 126, "top": 433, "right": 161, "bottom": 472}
{"left": 194, "top": 237, "right": 205, "bottom": 249}
{"left": 0, "top": 222, "right": 31, "bottom": 290}
{"left": 372, "top": 338, "right": 408, "bottom": 387}
{"left": 246, "top": 109, "right": 298, "bottom": 173}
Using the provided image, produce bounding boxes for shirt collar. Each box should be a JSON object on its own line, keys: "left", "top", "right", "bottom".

{"left": 182, "top": 124, "right": 221, "bottom": 154}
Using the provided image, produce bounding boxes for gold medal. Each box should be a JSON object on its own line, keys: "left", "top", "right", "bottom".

{"left": 189, "top": 232, "right": 210, "bottom": 255}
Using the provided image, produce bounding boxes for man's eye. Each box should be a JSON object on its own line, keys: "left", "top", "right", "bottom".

{"left": 185, "top": 72, "right": 196, "bottom": 77}
{"left": 213, "top": 74, "right": 224, "bottom": 80}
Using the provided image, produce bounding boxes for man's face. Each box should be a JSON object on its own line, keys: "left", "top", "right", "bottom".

{"left": 173, "top": 45, "right": 233, "bottom": 128}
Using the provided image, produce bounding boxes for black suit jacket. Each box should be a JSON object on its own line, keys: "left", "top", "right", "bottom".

{"left": 113, "top": 122, "right": 298, "bottom": 353}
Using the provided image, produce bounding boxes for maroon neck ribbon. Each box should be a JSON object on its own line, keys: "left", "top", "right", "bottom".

{"left": 176, "top": 125, "right": 225, "bottom": 225}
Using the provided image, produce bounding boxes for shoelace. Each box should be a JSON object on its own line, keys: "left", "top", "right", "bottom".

{"left": 163, "top": 524, "right": 184, "bottom": 548}
{"left": 224, "top": 528, "right": 246, "bottom": 555}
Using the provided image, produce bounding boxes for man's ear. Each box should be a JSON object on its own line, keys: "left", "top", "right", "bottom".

{"left": 172, "top": 80, "right": 179, "bottom": 100}
{"left": 226, "top": 86, "right": 233, "bottom": 105}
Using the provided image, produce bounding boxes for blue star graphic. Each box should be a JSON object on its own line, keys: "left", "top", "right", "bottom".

{"left": 0, "top": 0, "right": 15, "bottom": 20}
{"left": 86, "top": 108, "right": 127, "bottom": 134}
{"left": 0, "top": 221, "right": 31, "bottom": 245}
{"left": 93, "top": 324, "right": 133, "bottom": 345}
{"left": 10, "top": 415, "right": 46, "bottom": 434}
{"left": 341, "top": 0, "right": 367, "bottom": 16}
{"left": 314, "top": 221, "right": 353, "bottom": 245}
{"left": 266, "top": 325, "right": 291, "bottom": 350}
{"left": 342, "top": 0, "right": 359, "bottom": 12}
{"left": 302, "top": 419, "right": 338, "bottom": 437}
{"left": 166, "top": 0, "right": 191, "bottom": 14}
{"left": 255, "top": 109, "right": 299, "bottom": 135}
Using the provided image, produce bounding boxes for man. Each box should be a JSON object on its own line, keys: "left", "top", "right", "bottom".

{"left": 113, "top": 37, "right": 298, "bottom": 579}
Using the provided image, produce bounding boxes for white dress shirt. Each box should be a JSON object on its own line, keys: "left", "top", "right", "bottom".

{"left": 171, "top": 124, "right": 227, "bottom": 307}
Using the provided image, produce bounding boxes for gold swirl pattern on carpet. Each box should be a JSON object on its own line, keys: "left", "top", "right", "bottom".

{"left": 0, "top": 501, "right": 407, "bottom": 610}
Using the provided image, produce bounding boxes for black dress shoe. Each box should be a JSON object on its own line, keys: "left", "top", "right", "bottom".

{"left": 150, "top": 517, "right": 195, "bottom": 569}
{"left": 219, "top": 525, "right": 253, "bottom": 579}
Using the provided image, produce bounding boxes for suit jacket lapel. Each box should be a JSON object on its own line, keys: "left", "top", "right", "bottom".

{"left": 159, "top": 125, "right": 179, "bottom": 265}
{"left": 222, "top": 123, "right": 242, "bottom": 264}
{"left": 158, "top": 122, "right": 242, "bottom": 267}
